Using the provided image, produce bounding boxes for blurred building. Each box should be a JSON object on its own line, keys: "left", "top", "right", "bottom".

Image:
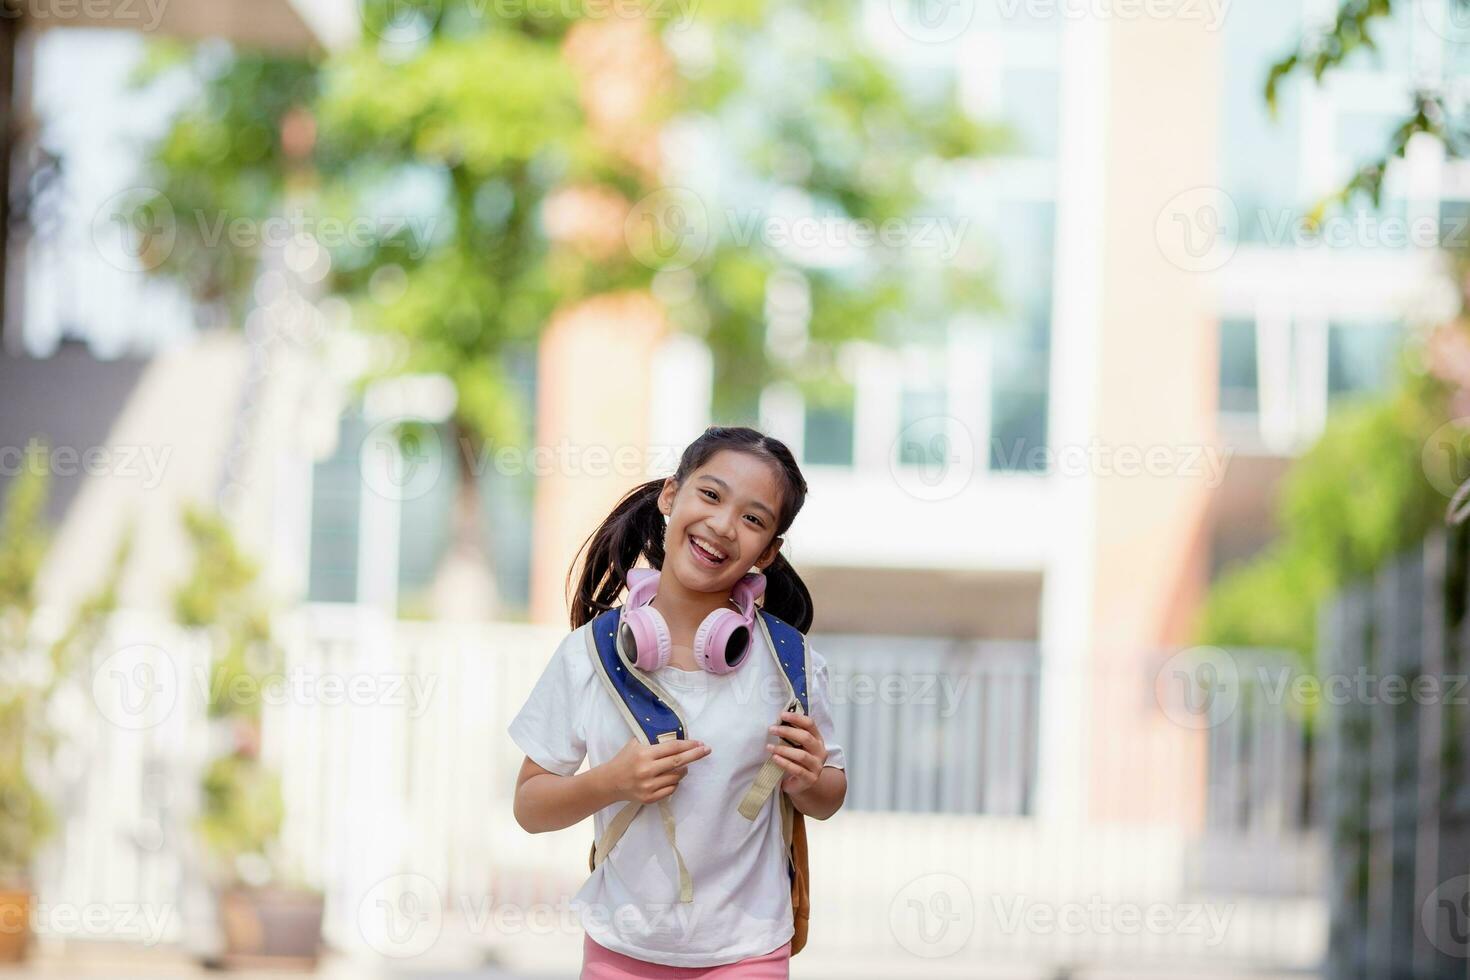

{"left": 0, "top": 0, "right": 1450, "bottom": 970}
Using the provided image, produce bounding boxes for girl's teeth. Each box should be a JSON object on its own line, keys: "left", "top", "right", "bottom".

{"left": 692, "top": 537, "right": 725, "bottom": 563}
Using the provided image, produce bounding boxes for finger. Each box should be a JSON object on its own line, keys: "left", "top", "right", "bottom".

{"left": 767, "top": 744, "right": 817, "bottom": 770}
{"left": 769, "top": 724, "right": 814, "bottom": 747}
{"left": 653, "top": 743, "right": 711, "bottom": 773}
{"left": 649, "top": 771, "right": 683, "bottom": 790}
{"left": 779, "top": 711, "right": 816, "bottom": 730}
{"left": 649, "top": 739, "right": 703, "bottom": 758}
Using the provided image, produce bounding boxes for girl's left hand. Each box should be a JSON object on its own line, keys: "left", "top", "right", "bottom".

{"left": 766, "top": 711, "right": 828, "bottom": 796}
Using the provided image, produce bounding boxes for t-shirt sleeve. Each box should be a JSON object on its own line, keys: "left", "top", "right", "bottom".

{"left": 507, "top": 629, "right": 594, "bottom": 777}
{"left": 808, "top": 646, "right": 845, "bottom": 771}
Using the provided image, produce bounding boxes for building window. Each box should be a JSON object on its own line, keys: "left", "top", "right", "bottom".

{"left": 898, "top": 389, "right": 949, "bottom": 467}
{"left": 1220, "top": 0, "right": 1304, "bottom": 245}
{"left": 307, "top": 345, "right": 537, "bottom": 614}
{"left": 1218, "top": 318, "right": 1259, "bottom": 416}
{"left": 803, "top": 385, "right": 855, "bottom": 466}
{"left": 999, "top": 66, "right": 1059, "bottom": 160}
{"left": 308, "top": 408, "right": 368, "bottom": 604}
{"left": 1327, "top": 320, "right": 1400, "bottom": 402}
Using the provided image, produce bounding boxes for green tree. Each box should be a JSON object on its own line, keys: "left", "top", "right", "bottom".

{"left": 174, "top": 506, "right": 297, "bottom": 888}
{"left": 0, "top": 464, "right": 132, "bottom": 884}
{"left": 1199, "top": 0, "right": 1470, "bottom": 659}
{"left": 138, "top": 2, "right": 1005, "bottom": 615}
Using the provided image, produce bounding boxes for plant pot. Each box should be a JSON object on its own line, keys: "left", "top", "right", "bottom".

{"left": 0, "top": 885, "right": 31, "bottom": 963}
{"left": 217, "top": 885, "right": 323, "bottom": 970}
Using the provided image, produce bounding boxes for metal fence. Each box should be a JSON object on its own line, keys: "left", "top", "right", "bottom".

{"left": 812, "top": 633, "right": 1039, "bottom": 816}
{"left": 1319, "top": 523, "right": 1470, "bottom": 979}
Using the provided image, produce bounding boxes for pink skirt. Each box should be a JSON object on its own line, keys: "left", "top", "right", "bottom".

{"left": 580, "top": 933, "right": 791, "bottom": 979}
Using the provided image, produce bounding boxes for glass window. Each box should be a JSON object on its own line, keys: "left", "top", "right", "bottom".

{"left": 308, "top": 408, "right": 367, "bottom": 604}
{"left": 1220, "top": 0, "right": 1305, "bottom": 244}
{"left": 804, "top": 385, "right": 856, "bottom": 466}
{"left": 1443, "top": 5, "right": 1470, "bottom": 77}
{"left": 1000, "top": 67, "right": 1059, "bottom": 159}
{"left": 1335, "top": 111, "right": 1405, "bottom": 184}
{"left": 395, "top": 424, "right": 457, "bottom": 609}
{"left": 1346, "top": 1, "right": 1414, "bottom": 75}
{"left": 1218, "top": 318, "right": 1258, "bottom": 415}
{"left": 1440, "top": 200, "right": 1470, "bottom": 249}
{"left": 898, "top": 389, "right": 950, "bottom": 467}
{"left": 990, "top": 388, "right": 1047, "bottom": 472}
{"left": 1328, "top": 320, "right": 1400, "bottom": 401}
{"left": 992, "top": 200, "right": 1055, "bottom": 333}
{"left": 989, "top": 319, "right": 1049, "bottom": 473}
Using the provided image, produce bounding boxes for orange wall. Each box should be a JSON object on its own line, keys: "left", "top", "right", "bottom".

{"left": 1086, "top": 14, "right": 1221, "bottom": 827}
{"left": 529, "top": 292, "right": 668, "bottom": 626}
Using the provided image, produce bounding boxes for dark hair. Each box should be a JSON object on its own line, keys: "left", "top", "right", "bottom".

{"left": 566, "top": 425, "right": 813, "bottom": 632}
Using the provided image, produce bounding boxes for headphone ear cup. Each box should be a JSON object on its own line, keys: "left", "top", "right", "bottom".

{"left": 619, "top": 606, "right": 671, "bottom": 672}
{"left": 694, "top": 609, "right": 752, "bottom": 675}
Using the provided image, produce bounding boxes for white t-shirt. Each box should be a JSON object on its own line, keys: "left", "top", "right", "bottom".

{"left": 507, "top": 614, "right": 846, "bottom": 967}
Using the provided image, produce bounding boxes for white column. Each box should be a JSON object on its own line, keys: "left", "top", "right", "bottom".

{"left": 1294, "top": 313, "right": 1329, "bottom": 446}
{"left": 648, "top": 333, "right": 713, "bottom": 474}
{"left": 759, "top": 381, "right": 805, "bottom": 459}
{"left": 1032, "top": 11, "right": 1107, "bottom": 827}
{"left": 947, "top": 319, "right": 991, "bottom": 475}
{"left": 1255, "top": 300, "right": 1295, "bottom": 453}
{"left": 852, "top": 342, "right": 902, "bottom": 471}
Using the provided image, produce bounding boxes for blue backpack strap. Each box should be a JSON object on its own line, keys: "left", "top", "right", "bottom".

{"left": 582, "top": 605, "right": 695, "bottom": 903}
{"left": 759, "top": 608, "right": 810, "bottom": 715}
{"left": 736, "top": 609, "right": 811, "bottom": 820}
{"left": 584, "top": 606, "right": 686, "bottom": 743}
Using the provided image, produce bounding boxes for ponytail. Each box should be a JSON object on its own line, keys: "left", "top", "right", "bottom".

{"left": 565, "top": 426, "right": 815, "bottom": 633}
{"left": 566, "top": 478, "right": 667, "bottom": 630}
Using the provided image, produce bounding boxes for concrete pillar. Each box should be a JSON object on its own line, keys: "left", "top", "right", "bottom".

{"left": 529, "top": 291, "right": 668, "bottom": 626}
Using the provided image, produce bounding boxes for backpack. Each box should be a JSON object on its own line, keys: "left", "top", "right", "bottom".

{"left": 581, "top": 603, "right": 812, "bottom": 957}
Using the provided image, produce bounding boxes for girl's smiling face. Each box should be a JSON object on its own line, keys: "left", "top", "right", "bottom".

{"left": 658, "top": 449, "right": 785, "bottom": 592}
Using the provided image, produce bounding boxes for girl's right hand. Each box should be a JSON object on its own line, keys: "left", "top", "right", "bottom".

{"left": 602, "top": 738, "right": 712, "bottom": 804}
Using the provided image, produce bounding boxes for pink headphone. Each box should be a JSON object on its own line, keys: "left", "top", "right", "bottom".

{"left": 616, "top": 567, "right": 766, "bottom": 674}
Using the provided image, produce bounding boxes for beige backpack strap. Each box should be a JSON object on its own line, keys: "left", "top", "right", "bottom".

{"left": 738, "top": 754, "right": 789, "bottom": 820}
{"left": 738, "top": 614, "right": 806, "bottom": 820}
{"left": 589, "top": 731, "right": 694, "bottom": 903}
{"left": 593, "top": 800, "right": 643, "bottom": 866}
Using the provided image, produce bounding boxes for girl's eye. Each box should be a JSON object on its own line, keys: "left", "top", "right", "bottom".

{"left": 702, "top": 487, "right": 763, "bottom": 527}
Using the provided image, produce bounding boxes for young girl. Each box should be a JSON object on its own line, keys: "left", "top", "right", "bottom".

{"left": 508, "top": 426, "right": 847, "bottom": 978}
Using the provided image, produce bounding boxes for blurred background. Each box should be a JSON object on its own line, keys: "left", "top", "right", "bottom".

{"left": 5, "top": 0, "right": 1470, "bottom": 977}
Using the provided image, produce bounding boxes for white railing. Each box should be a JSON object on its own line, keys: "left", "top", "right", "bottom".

{"left": 28, "top": 605, "right": 1326, "bottom": 972}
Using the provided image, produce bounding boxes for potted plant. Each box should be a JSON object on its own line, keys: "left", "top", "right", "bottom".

{"left": 174, "top": 507, "right": 323, "bottom": 970}
{"left": 0, "top": 465, "right": 129, "bottom": 962}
